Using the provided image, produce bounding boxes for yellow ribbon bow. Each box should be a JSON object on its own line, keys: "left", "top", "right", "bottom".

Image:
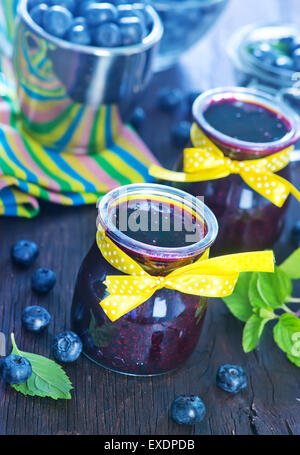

{"left": 96, "top": 228, "right": 274, "bottom": 322}
{"left": 149, "top": 123, "right": 300, "bottom": 208}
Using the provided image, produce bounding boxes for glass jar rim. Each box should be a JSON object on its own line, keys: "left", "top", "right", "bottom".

{"left": 98, "top": 183, "right": 218, "bottom": 260}
{"left": 192, "top": 86, "right": 300, "bottom": 154}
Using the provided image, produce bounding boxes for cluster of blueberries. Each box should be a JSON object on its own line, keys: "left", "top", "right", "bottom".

{"left": 0, "top": 239, "right": 83, "bottom": 386}
{"left": 250, "top": 35, "right": 300, "bottom": 72}
{"left": 27, "top": 0, "right": 153, "bottom": 47}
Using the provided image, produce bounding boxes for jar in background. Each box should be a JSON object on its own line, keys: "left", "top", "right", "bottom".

{"left": 174, "top": 87, "right": 299, "bottom": 254}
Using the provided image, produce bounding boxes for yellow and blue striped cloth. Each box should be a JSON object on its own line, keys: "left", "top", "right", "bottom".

{"left": 0, "top": 0, "right": 159, "bottom": 217}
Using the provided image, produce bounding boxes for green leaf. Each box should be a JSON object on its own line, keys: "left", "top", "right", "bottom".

{"left": 242, "top": 314, "right": 272, "bottom": 353}
{"left": 249, "top": 273, "right": 272, "bottom": 311}
{"left": 223, "top": 272, "right": 253, "bottom": 322}
{"left": 279, "top": 248, "right": 300, "bottom": 280}
{"left": 10, "top": 334, "right": 73, "bottom": 399}
{"left": 274, "top": 267, "right": 292, "bottom": 303}
{"left": 89, "top": 310, "right": 117, "bottom": 348}
{"left": 273, "top": 314, "right": 300, "bottom": 368}
{"left": 256, "top": 268, "right": 290, "bottom": 310}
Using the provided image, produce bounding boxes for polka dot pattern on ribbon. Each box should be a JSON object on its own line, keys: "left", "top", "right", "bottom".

{"left": 187, "top": 123, "right": 298, "bottom": 208}
{"left": 96, "top": 228, "right": 275, "bottom": 322}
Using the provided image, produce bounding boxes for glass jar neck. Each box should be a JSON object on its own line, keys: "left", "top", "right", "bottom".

{"left": 205, "top": 133, "right": 293, "bottom": 161}
{"left": 97, "top": 184, "right": 218, "bottom": 276}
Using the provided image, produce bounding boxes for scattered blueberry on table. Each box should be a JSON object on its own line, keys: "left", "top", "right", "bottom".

{"left": 27, "top": 0, "right": 153, "bottom": 47}
{"left": 171, "top": 120, "right": 192, "bottom": 148}
{"left": 11, "top": 240, "right": 39, "bottom": 268}
{"left": 130, "top": 107, "right": 146, "bottom": 130}
{"left": 170, "top": 395, "right": 206, "bottom": 425}
{"left": 31, "top": 268, "right": 57, "bottom": 294}
{"left": 52, "top": 331, "right": 83, "bottom": 362}
{"left": 0, "top": 355, "right": 32, "bottom": 385}
{"left": 216, "top": 364, "right": 248, "bottom": 393}
{"left": 22, "top": 306, "right": 51, "bottom": 333}
{"left": 188, "top": 90, "right": 203, "bottom": 107}
{"left": 157, "top": 88, "right": 184, "bottom": 112}
{"left": 249, "top": 34, "right": 300, "bottom": 72}
{"left": 291, "top": 221, "right": 300, "bottom": 247}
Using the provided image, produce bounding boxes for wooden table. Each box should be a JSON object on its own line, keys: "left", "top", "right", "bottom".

{"left": 1, "top": 0, "right": 300, "bottom": 436}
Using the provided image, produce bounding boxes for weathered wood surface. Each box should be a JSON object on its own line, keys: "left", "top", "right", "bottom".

{"left": 0, "top": 0, "right": 300, "bottom": 435}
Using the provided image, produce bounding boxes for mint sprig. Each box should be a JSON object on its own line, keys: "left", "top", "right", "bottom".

{"left": 10, "top": 334, "right": 73, "bottom": 399}
{"left": 223, "top": 248, "right": 300, "bottom": 368}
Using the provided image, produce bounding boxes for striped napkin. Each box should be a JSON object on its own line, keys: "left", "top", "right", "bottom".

{"left": 0, "top": 0, "right": 158, "bottom": 217}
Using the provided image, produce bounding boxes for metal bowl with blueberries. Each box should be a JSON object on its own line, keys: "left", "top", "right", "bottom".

{"left": 13, "top": 0, "right": 163, "bottom": 136}
{"left": 150, "top": 0, "right": 229, "bottom": 71}
{"left": 228, "top": 23, "right": 300, "bottom": 90}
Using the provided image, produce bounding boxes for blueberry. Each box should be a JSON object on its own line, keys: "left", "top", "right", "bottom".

{"left": 52, "top": 331, "right": 83, "bottom": 362}
{"left": 31, "top": 268, "right": 56, "bottom": 294}
{"left": 252, "top": 42, "right": 276, "bottom": 66}
{"left": 42, "top": 5, "right": 73, "bottom": 38}
{"left": 188, "top": 91, "right": 203, "bottom": 107}
{"left": 158, "top": 88, "right": 184, "bottom": 111}
{"left": 92, "top": 22, "right": 122, "bottom": 47}
{"left": 216, "top": 364, "right": 248, "bottom": 393}
{"left": 47, "top": 0, "right": 76, "bottom": 13}
{"left": 171, "top": 121, "right": 192, "bottom": 148}
{"left": 27, "top": 0, "right": 44, "bottom": 12}
{"left": 292, "top": 48, "right": 300, "bottom": 71}
{"left": 83, "top": 2, "right": 118, "bottom": 27}
{"left": 78, "top": 0, "right": 93, "bottom": 16}
{"left": 170, "top": 395, "right": 206, "bottom": 425}
{"left": 130, "top": 107, "right": 146, "bottom": 130}
{"left": 119, "top": 16, "right": 145, "bottom": 45}
{"left": 274, "top": 55, "right": 293, "bottom": 71}
{"left": 68, "top": 23, "right": 91, "bottom": 45}
{"left": 30, "top": 3, "right": 48, "bottom": 27}
{"left": 117, "top": 4, "right": 138, "bottom": 19}
{"left": 22, "top": 306, "right": 51, "bottom": 333}
{"left": 11, "top": 240, "right": 39, "bottom": 268}
{"left": 279, "top": 36, "right": 295, "bottom": 53}
{"left": 291, "top": 36, "right": 300, "bottom": 52}
{"left": 132, "top": 4, "right": 153, "bottom": 30}
{"left": 73, "top": 16, "right": 87, "bottom": 26}
{"left": 0, "top": 355, "right": 32, "bottom": 385}
{"left": 291, "top": 220, "right": 300, "bottom": 247}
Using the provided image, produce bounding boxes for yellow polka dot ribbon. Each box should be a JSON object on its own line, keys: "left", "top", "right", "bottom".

{"left": 96, "top": 227, "right": 274, "bottom": 322}
{"left": 149, "top": 123, "right": 300, "bottom": 208}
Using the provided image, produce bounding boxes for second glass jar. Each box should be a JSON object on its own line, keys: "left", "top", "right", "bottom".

{"left": 174, "top": 87, "right": 299, "bottom": 254}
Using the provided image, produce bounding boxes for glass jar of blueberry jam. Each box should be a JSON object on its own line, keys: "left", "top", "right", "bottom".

{"left": 71, "top": 184, "right": 218, "bottom": 376}
{"left": 175, "top": 87, "right": 299, "bottom": 254}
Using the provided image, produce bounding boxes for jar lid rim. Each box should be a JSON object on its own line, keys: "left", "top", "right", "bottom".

{"left": 97, "top": 183, "right": 218, "bottom": 260}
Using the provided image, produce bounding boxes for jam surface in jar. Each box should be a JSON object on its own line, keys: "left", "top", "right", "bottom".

{"left": 71, "top": 185, "right": 217, "bottom": 376}
{"left": 203, "top": 98, "right": 291, "bottom": 144}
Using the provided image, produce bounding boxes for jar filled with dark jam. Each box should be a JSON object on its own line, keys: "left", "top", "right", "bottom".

{"left": 71, "top": 184, "right": 218, "bottom": 376}
{"left": 175, "top": 87, "right": 299, "bottom": 254}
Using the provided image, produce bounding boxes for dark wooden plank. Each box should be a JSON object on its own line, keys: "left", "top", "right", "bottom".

{"left": 1, "top": 0, "right": 300, "bottom": 435}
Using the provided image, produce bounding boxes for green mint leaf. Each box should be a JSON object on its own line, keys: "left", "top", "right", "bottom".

{"left": 274, "top": 267, "right": 292, "bottom": 303}
{"left": 273, "top": 314, "right": 300, "bottom": 368}
{"left": 89, "top": 310, "right": 117, "bottom": 348}
{"left": 10, "top": 334, "right": 73, "bottom": 399}
{"left": 222, "top": 272, "right": 253, "bottom": 322}
{"left": 279, "top": 248, "right": 300, "bottom": 280}
{"left": 249, "top": 273, "right": 272, "bottom": 311}
{"left": 256, "top": 268, "right": 290, "bottom": 310}
{"left": 242, "top": 314, "right": 272, "bottom": 353}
